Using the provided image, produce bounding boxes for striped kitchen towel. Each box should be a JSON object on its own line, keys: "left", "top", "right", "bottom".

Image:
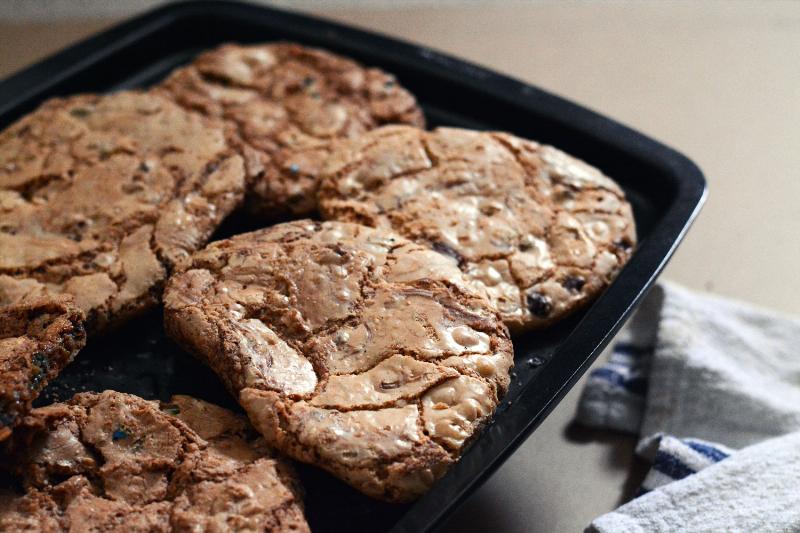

{"left": 574, "top": 339, "right": 652, "bottom": 434}
{"left": 576, "top": 281, "right": 800, "bottom": 445}
{"left": 575, "top": 281, "right": 664, "bottom": 434}
{"left": 588, "top": 432, "right": 800, "bottom": 533}
{"left": 577, "top": 281, "right": 800, "bottom": 532}
{"left": 634, "top": 433, "right": 734, "bottom": 494}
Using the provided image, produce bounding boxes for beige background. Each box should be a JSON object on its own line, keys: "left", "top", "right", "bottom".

{"left": 1, "top": 2, "right": 798, "bottom": 531}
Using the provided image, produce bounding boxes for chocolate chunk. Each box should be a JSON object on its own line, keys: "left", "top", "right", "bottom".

{"left": 0, "top": 411, "right": 14, "bottom": 427}
{"left": 69, "top": 107, "right": 91, "bottom": 118}
{"left": 526, "top": 292, "right": 552, "bottom": 318}
{"left": 380, "top": 380, "right": 400, "bottom": 390}
{"left": 615, "top": 238, "right": 633, "bottom": 251}
{"left": 29, "top": 352, "right": 50, "bottom": 391}
{"left": 563, "top": 276, "right": 586, "bottom": 293}
{"left": 432, "top": 241, "right": 465, "bottom": 265}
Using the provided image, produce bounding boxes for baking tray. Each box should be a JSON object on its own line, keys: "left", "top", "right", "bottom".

{"left": 0, "top": 2, "right": 706, "bottom": 531}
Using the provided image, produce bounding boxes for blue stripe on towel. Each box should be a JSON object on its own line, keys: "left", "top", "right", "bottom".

{"left": 653, "top": 450, "right": 696, "bottom": 480}
{"left": 685, "top": 440, "right": 731, "bottom": 462}
{"left": 589, "top": 367, "right": 648, "bottom": 396}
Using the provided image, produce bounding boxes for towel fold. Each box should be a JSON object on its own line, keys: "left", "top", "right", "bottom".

{"left": 634, "top": 433, "right": 734, "bottom": 494}
{"left": 588, "top": 431, "right": 800, "bottom": 533}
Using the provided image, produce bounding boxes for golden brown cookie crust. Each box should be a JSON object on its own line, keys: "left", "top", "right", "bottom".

{"left": 156, "top": 42, "right": 425, "bottom": 218}
{"left": 0, "top": 391, "right": 309, "bottom": 532}
{"left": 0, "top": 296, "right": 85, "bottom": 442}
{"left": 317, "top": 126, "right": 637, "bottom": 331}
{"left": 163, "top": 220, "right": 513, "bottom": 502}
{"left": 0, "top": 91, "right": 246, "bottom": 335}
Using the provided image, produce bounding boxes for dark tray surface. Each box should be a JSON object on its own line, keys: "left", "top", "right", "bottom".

{"left": 0, "top": 2, "right": 706, "bottom": 532}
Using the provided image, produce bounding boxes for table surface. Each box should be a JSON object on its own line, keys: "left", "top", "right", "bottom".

{"left": 1, "top": 2, "right": 798, "bottom": 531}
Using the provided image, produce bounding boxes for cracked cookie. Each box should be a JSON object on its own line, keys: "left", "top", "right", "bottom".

{"left": 0, "top": 391, "right": 309, "bottom": 532}
{"left": 156, "top": 42, "right": 424, "bottom": 218}
{"left": 318, "top": 126, "right": 637, "bottom": 331}
{"left": 0, "top": 295, "right": 85, "bottom": 442}
{"left": 163, "top": 220, "right": 513, "bottom": 502}
{"left": 0, "top": 91, "right": 246, "bottom": 335}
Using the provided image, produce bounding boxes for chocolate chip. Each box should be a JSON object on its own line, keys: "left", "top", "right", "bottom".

{"left": 138, "top": 161, "right": 151, "bottom": 173}
{"left": 0, "top": 411, "right": 15, "bottom": 427}
{"left": 563, "top": 276, "right": 585, "bottom": 293}
{"left": 69, "top": 107, "right": 91, "bottom": 118}
{"left": 380, "top": 380, "right": 400, "bottom": 390}
{"left": 112, "top": 428, "right": 129, "bottom": 441}
{"left": 615, "top": 239, "right": 633, "bottom": 251}
{"left": 526, "top": 292, "right": 552, "bottom": 318}
{"left": 30, "top": 351, "right": 50, "bottom": 388}
{"left": 205, "top": 161, "right": 219, "bottom": 175}
{"left": 303, "top": 76, "right": 314, "bottom": 87}
{"left": 432, "top": 241, "right": 464, "bottom": 265}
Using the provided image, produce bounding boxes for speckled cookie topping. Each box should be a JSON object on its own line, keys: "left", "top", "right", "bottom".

{"left": 0, "top": 296, "right": 85, "bottom": 442}
{"left": 156, "top": 42, "right": 424, "bottom": 217}
{"left": 318, "top": 126, "right": 637, "bottom": 330}
{"left": 0, "top": 91, "right": 246, "bottom": 335}
{"left": 163, "top": 220, "right": 513, "bottom": 502}
{"left": 0, "top": 391, "right": 309, "bottom": 532}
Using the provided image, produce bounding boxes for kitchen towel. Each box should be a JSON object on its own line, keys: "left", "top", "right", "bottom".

{"left": 634, "top": 433, "right": 734, "bottom": 494}
{"left": 577, "top": 281, "right": 800, "bottom": 532}
{"left": 588, "top": 430, "right": 800, "bottom": 533}
{"left": 577, "top": 281, "right": 800, "bottom": 446}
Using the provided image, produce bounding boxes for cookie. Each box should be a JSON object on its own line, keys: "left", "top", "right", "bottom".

{"left": 156, "top": 42, "right": 424, "bottom": 218}
{"left": 0, "top": 296, "right": 85, "bottom": 441}
{"left": 0, "top": 391, "right": 309, "bottom": 532}
{"left": 317, "top": 126, "right": 637, "bottom": 330}
{"left": 0, "top": 91, "right": 246, "bottom": 335}
{"left": 163, "top": 220, "right": 513, "bottom": 502}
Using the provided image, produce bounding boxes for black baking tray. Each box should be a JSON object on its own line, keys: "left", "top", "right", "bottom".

{"left": 0, "top": 2, "right": 706, "bottom": 531}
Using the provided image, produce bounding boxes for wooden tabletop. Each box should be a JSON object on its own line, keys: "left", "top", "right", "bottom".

{"left": 1, "top": 2, "right": 798, "bottom": 531}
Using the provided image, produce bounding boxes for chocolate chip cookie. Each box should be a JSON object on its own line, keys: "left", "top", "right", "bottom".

{"left": 0, "top": 391, "right": 309, "bottom": 532}
{"left": 0, "top": 296, "right": 85, "bottom": 442}
{"left": 0, "top": 91, "right": 246, "bottom": 335}
{"left": 156, "top": 42, "right": 424, "bottom": 218}
{"left": 317, "top": 126, "right": 637, "bottom": 330}
{"left": 163, "top": 220, "right": 513, "bottom": 502}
